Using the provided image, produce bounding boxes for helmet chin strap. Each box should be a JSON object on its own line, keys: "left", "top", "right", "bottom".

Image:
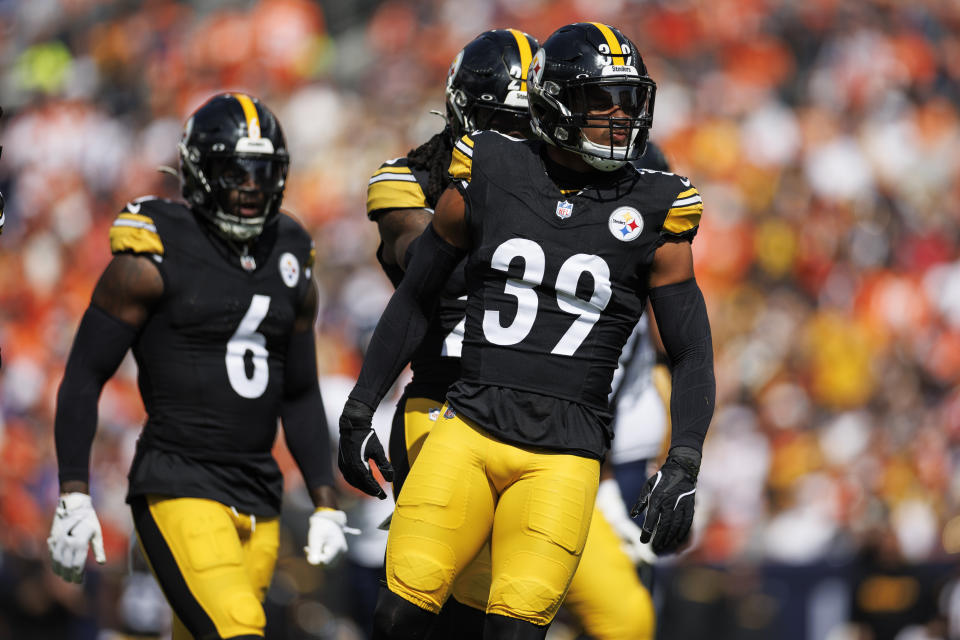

{"left": 212, "top": 209, "right": 265, "bottom": 243}
{"left": 577, "top": 129, "right": 639, "bottom": 172}
{"left": 579, "top": 152, "right": 628, "bottom": 172}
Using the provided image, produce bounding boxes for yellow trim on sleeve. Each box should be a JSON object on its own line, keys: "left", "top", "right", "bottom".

{"left": 367, "top": 179, "right": 429, "bottom": 215}
{"left": 663, "top": 203, "right": 703, "bottom": 235}
{"left": 449, "top": 134, "right": 474, "bottom": 181}
{"left": 371, "top": 166, "right": 414, "bottom": 178}
{"left": 110, "top": 226, "right": 164, "bottom": 255}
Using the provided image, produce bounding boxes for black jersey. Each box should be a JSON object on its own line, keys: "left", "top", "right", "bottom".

{"left": 366, "top": 156, "right": 466, "bottom": 400}
{"left": 109, "top": 198, "right": 315, "bottom": 516}
{"left": 445, "top": 131, "right": 703, "bottom": 458}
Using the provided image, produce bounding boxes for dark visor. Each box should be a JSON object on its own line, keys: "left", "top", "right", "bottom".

{"left": 569, "top": 83, "right": 652, "bottom": 119}
{"left": 208, "top": 156, "right": 286, "bottom": 192}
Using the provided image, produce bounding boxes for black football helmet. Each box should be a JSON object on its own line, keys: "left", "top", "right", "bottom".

{"left": 445, "top": 28, "right": 540, "bottom": 139}
{"left": 528, "top": 23, "right": 656, "bottom": 171}
{"left": 178, "top": 93, "right": 289, "bottom": 242}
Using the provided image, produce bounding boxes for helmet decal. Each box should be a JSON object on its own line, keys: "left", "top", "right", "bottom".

{"left": 591, "top": 22, "right": 628, "bottom": 65}
{"left": 232, "top": 93, "right": 261, "bottom": 140}
{"left": 529, "top": 47, "right": 546, "bottom": 85}
{"left": 508, "top": 28, "right": 533, "bottom": 92}
{"left": 447, "top": 50, "right": 464, "bottom": 88}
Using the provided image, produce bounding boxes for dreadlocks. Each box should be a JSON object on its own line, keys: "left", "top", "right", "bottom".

{"left": 406, "top": 128, "right": 454, "bottom": 209}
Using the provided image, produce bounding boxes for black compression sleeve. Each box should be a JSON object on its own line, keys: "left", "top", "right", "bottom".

{"left": 351, "top": 224, "right": 466, "bottom": 408}
{"left": 281, "top": 329, "right": 335, "bottom": 489}
{"left": 404, "top": 230, "right": 467, "bottom": 295}
{"left": 55, "top": 305, "right": 138, "bottom": 484}
{"left": 649, "top": 278, "right": 716, "bottom": 453}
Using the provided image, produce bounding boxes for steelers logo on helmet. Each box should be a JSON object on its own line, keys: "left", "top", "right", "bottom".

{"left": 445, "top": 29, "right": 540, "bottom": 140}
{"left": 447, "top": 50, "right": 465, "bottom": 88}
{"left": 608, "top": 206, "right": 644, "bottom": 242}
{"left": 178, "top": 93, "right": 289, "bottom": 243}
{"left": 527, "top": 23, "right": 656, "bottom": 172}
{"left": 529, "top": 47, "right": 546, "bottom": 86}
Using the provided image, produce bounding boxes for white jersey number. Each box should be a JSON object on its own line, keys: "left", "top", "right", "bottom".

{"left": 226, "top": 294, "right": 271, "bottom": 398}
{"left": 482, "top": 239, "right": 612, "bottom": 356}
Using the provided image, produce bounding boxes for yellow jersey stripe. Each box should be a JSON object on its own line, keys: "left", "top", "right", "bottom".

{"left": 367, "top": 179, "right": 428, "bottom": 214}
{"left": 663, "top": 203, "right": 703, "bottom": 235}
{"left": 232, "top": 93, "right": 261, "bottom": 139}
{"left": 449, "top": 146, "right": 472, "bottom": 181}
{"left": 371, "top": 166, "right": 414, "bottom": 177}
{"left": 592, "top": 22, "right": 625, "bottom": 65}
{"left": 110, "top": 225, "right": 164, "bottom": 255}
{"left": 116, "top": 212, "right": 156, "bottom": 225}
{"left": 509, "top": 29, "right": 533, "bottom": 91}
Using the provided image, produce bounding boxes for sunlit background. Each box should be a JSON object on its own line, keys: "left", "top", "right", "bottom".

{"left": 0, "top": 0, "right": 959, "bottom": 638}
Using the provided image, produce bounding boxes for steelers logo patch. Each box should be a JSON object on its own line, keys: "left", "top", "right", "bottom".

{"left": 608, "top": 207, "right": 644, "bottom": 241}
{"left": 529, "top": 47, "right": 546, "bottom": 85}
{"left": 279, "top": 252, "right": 300, "bottom": 287}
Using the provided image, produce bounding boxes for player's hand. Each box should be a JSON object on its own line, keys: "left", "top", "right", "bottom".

{"left": 304, "top": 508, "right": 361, "bottom": 565}
{"left": 595, "top": 478, "right": 656, "bottom": 565}
{"left": 338, "top": 397, "right": 394, "bottom": 499}
{"left": 48, "top": 492, "right": 107, "bottom": 583}
{"left": 631, "top": 446, "right": 701, "bottom": 555}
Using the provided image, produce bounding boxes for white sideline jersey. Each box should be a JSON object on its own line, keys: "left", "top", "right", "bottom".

{"left": 608, "top": 315, "right": 667, "bottom": 464}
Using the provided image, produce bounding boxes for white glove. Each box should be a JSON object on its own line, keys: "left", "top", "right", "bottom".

{"left": 595, "top": 478, "right": 657, "bottom": 565}
{"left": 304, "top": 508, "right": 360, "bottom": 566}
{"left": 48, "top": 492, "right": 106, "bottom": 583}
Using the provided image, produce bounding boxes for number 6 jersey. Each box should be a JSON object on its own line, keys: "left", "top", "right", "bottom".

{"left": 446, "top": 131, "right": 703, "bottom": 459}
{"left": 108, "top": 198, "right": 315, "bottom": 516}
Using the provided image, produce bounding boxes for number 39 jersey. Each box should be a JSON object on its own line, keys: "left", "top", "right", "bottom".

{"left": 446, "top": 131, "right": 703, "bottom": 458}
{"left": 108, "top": 198, "right": 314, "bottom": 516}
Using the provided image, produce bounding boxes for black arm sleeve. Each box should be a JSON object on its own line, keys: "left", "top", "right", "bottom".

{"left": 649, "top": 278, "right": 716, "bottom": 453}
{"left": 280, "top": 329, "right": 335, "bottom": 490}
{"left": 55, "top": 305, "right": 138, "bottom": 484}
{"left": 350, "top": 223, "right": 467, "bottom": 408}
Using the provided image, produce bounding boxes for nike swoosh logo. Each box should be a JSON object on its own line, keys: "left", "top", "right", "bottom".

{"left": 126, "top": 202, "right": 141, "bottom": 214}
{"left": 66, "top": 522, "right": 81, "bottom": 536}
{"left": 680, "top": 177, "right": 691, "bottom": 187}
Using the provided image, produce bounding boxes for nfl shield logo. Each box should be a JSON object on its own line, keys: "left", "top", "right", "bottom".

{"left": 556, "top": 200, "right": 574, "bottom": 219}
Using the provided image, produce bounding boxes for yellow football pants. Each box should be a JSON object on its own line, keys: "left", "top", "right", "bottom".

{"left": 389, "top": 404, "right": 599, "bottom": 626}
{"left": 401, "top": 398, "right": 654, "bottom": 637}
{"left": 132, "top": 495, "right": 279, "bottom": 639}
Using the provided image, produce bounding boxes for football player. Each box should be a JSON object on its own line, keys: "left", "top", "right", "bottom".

{"left": 48, "top": 93, "right": 354, "bottom": 640}
{"left": 343, "top": 22, "right": 716, "bottom": 639}
{"left": 364, "top": 28, "right": 668, "bottom": 640}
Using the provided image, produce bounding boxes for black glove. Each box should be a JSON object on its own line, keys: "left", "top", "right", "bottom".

{"left": 338, "top": 397, "right": 394, "bottom": 500}
{"left": 631, "top": 446, "right": 701, "bottom": 555}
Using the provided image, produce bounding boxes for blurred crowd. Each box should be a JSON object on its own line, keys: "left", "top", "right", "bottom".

{"left": 1, "top": 0, "right": 959, "bottom": 638}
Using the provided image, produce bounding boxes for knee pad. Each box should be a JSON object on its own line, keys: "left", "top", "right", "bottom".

{"left": 373, "top": 588, "right": 437, "bottom": 640}
{"left": 482, "top": 613, "right": 549, "bottom": 640}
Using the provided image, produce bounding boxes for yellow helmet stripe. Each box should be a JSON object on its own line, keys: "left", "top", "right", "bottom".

{"left": 509, "top": 29, "right": 533, "bottom": 91}
{"left": 232, "top": 93, "right": 261, "bottom": 139}
{"left": 592, "top": 22, "right": 625, "bottom": 65}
